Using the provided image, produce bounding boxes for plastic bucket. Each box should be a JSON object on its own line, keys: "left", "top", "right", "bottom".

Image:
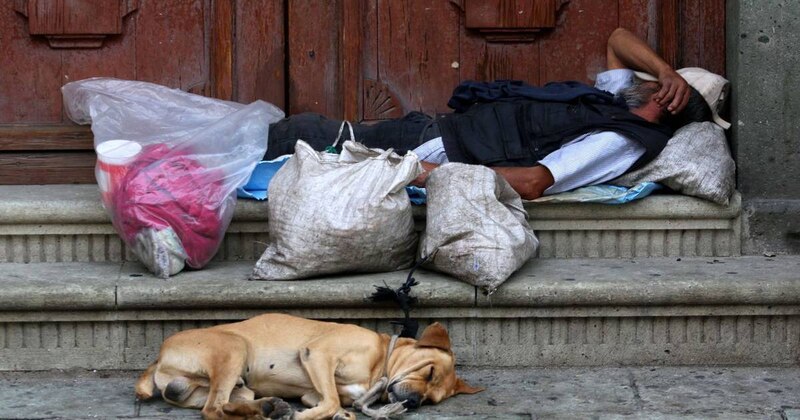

{"left": 96, "top": 140, "right": 142, "bottom": 196}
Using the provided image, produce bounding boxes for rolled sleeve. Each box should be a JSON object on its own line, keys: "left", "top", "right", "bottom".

{"left": 595, "top": 69, "right": 635, "bottom": 95}
{"left": 539, "top": 131, "right": 646, "bottom": 195}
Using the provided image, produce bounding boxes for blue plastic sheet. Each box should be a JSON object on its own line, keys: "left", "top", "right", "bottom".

{"left": 236, "top": 155, "right": 291, "bottom": 200}
{"left": 530, "top": 182, "right": 662, "bottom": 204}
{"left": 238, "top": 156, "right": 429, "bottom": 204}
{"left": 239, "top": 158, "right": 660, "bottom": 205}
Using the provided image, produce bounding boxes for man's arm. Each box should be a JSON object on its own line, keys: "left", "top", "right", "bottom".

{"left": 411, "top": 162, "right": 553, "bottom": 201}
{"left": 606, "top": 27, "right": 690, "bottom": 114}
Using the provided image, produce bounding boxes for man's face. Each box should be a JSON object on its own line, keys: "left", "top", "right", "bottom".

{"left": 641, "top": 81, "right": 664, "bottom": 108}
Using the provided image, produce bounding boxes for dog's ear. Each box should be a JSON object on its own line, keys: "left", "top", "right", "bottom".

{"left": 415, "top": 322, "right": 451, "bottom": 351}
{"left": 453, "top": 377, "right": 484, "bottom": 395}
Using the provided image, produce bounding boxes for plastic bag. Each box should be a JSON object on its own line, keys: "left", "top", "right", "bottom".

{"left": 251, "top": 139, "right": 422, "bottom": 280}
{"left": 530, "top": 182, "right": 662, "bottom": 204}
{"left": 419, "top": 163, "right": 538, "bottom": 294}
{"left": 236, "top": 155, "right": 292, "bottom": 200}
{"left": 62, "top": 78, "right": 284, "bottom": 278}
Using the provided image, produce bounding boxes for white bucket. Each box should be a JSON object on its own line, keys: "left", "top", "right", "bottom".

{"left": 96, "top": 140, "right": 142, "bottom": 195}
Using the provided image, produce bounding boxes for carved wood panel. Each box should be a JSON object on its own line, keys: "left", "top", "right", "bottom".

{"left": 14, "top": 0, "right": 138, "bottom": 48}
{"left": 362, "top": 79, "right": 404, "bottom": 120}
{"left": 463, "top": 0, "right": 559, "bottom": 42}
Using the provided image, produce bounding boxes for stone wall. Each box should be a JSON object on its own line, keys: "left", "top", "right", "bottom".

{"left": 728, "top": 0, "right": 800, "bottom": 254}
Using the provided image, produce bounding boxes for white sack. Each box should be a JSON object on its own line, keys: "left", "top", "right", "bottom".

{"left": 252, "top": 140, "right": 422, "bottom": 280}
{"left": 419, "top": 163, "right": 538, "bottom": 293}
{"left": 612, "top": 122, "right": 735, "bottom": 205}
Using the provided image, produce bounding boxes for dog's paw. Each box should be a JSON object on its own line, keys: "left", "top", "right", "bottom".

{"left": 261, "top": 397, "right": 293, "bottom": 420}
{"left": 201, "top": 407, "right": 226, "bottom": 420}
{"left": 134, "top": 389, "right": 153, "bottom": 401}
{"left": 332, "top": 409, "right": 357, "bottom": 420}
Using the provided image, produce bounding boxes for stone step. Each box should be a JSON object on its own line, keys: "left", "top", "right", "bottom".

{"left": 1, "top": 256, "right": 797, "bottom": 371}
{"left": 0, "top": 185, "right": 742, "bottom": 262}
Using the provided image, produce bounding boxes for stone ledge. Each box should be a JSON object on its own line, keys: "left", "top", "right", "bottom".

{"left": 0, "top": 184, "right": 741, "bottom": 224}
{"left": 0, "top": 261, "right": 474, "bottom": 311}
{"left": 117, "top": 262, "right": 474, "bottom": 310}
{"left": 2, "top": 256, "right": 798, "bottom": 312}
{"left": 1, "top": 262, "right": 119, "bottom": 311}
{"left": 485, "top": 256, "right": 800, "bottom": 307}
{"left": 3, "top": 257, "right": 800, "bottom": 370}
{"left": 0, "top": 185, "right": 743, "bottom": 260}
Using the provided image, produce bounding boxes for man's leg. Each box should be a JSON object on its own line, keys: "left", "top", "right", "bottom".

{"left": 266, "top": 113, "right": 346, "bottom": 159}
{"left": 266, "top": 112, "right": 436, "bottom": 160}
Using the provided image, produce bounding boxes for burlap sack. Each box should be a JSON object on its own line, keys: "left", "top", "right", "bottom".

{"left": 419, "top": 163, "right": 539, "bottom": 293}
{"left": 251, "top": 140, "right": 422, "bottom": 280}
{"left": 612, "top": 122, "right": 735, "bottom": 205}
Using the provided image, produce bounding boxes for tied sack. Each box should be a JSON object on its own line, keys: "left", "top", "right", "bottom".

{"left": 419, "top": 163, "right": 539, "bottom": 293}
{"left": 252, "top": 140, "right": 422, "bottom": 280}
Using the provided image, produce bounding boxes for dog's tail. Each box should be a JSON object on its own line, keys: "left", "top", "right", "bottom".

{"left": 135, "top": 361, "right": 158, "bottom": 401}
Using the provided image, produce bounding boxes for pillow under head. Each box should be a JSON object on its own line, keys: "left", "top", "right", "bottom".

{"left": 612, "top": 122, "right": 735, "bottom": 205}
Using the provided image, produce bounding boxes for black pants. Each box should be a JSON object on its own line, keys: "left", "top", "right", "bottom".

{"left": 266, "top": 111, "right": 441, "bottom": 160}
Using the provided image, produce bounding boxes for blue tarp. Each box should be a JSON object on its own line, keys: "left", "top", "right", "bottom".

{"left": 238, "top": 158, "right": 660, "bottom": 205}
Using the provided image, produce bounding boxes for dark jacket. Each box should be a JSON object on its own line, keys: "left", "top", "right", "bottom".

{"left": 438, "top": 81, "right": 674, "bottom": 171}
{"left": 447, "top": 79, "right": 621, "bottom": 112}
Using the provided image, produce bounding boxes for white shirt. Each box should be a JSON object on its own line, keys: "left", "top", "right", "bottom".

{"left": 412, "top": 69, "right": 645, "bottom": 195}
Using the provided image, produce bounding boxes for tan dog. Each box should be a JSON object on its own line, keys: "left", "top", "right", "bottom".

{"left": 135, "top": 313, "right": 482, "bottom": 419}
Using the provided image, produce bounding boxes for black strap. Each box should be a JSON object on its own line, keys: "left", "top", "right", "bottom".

{"left": 369, "top": 255, "right": 430, "bottom": 338}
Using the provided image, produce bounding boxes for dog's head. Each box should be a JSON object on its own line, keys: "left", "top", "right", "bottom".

{"left": 385, "top": 322, "right": 483, "bottom": 409}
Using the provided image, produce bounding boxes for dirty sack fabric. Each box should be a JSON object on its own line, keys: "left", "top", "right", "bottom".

{"left": 419, "top": 163, "right": 539, "bottom": 293}
{"left": 251, "top": 140, "right": 422, "bottom": 280}
{"left": 611, "top": 122, "right": 735, "bottom": 205}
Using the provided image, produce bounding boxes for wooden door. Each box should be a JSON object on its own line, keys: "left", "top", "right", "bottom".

{"left": 320, "top": 0, "right": 727, "bottom": 122}
{"left": 0, "top": 0, "right": 725, "bottom": 185}
{"left": 0, "top": 0, "right": 284, "bottom": 184}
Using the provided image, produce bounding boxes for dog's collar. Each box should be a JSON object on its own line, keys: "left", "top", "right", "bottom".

{"left": 352, "top": 334, "right": 406, "bottom": 418}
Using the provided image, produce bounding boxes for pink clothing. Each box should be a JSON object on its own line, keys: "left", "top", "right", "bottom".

{"left": 110, "top": 144, "right": 227, "bottom": 268}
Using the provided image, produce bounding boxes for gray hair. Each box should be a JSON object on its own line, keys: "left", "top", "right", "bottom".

{"left": 616, "top": 79, "right": 659, "bottom": 110}
{"left": 617, "top": 79, "right": 714, "bottom": 130}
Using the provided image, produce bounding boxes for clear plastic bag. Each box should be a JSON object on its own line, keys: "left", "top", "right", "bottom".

{"left": 62, "top": 78, "right": 284, "bottom": 278}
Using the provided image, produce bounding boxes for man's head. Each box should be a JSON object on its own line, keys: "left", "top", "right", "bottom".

{"left": 621, "top": 67, "right": 730, "bottom": 130}
{"left": 384, "top": 322, "right": 483, "bottom": 409}
{"left": 618, "top": 78, "right": 712, "bottom": 130}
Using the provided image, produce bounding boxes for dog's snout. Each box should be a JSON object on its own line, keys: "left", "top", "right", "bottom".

{"left": 387, "top": 382, "right": 396, "bottom": 394}
{"left": 402, "top": 395, "right": 421, "bottom": 410}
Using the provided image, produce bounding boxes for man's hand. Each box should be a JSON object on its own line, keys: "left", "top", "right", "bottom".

{"left": 656, "top": 69, "right": 690, "bottom": 114}
{"left": 607, "top": 28, "right": 690, "bottom": 115}
{"left": 411, "top": 161, "right": 439, "bottom": 186}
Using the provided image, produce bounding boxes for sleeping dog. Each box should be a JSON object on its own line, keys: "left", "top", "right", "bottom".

{"left": 135, "top": 313, "right": 482, "bottom": 419}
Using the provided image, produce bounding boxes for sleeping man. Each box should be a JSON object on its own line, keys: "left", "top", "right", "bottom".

{"left": 266, "top": 27, "right": 729, "bottom": 200}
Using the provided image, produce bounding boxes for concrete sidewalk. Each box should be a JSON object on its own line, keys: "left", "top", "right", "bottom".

{"left": 2, "top": 367, "right": 800, "bottom": 419}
